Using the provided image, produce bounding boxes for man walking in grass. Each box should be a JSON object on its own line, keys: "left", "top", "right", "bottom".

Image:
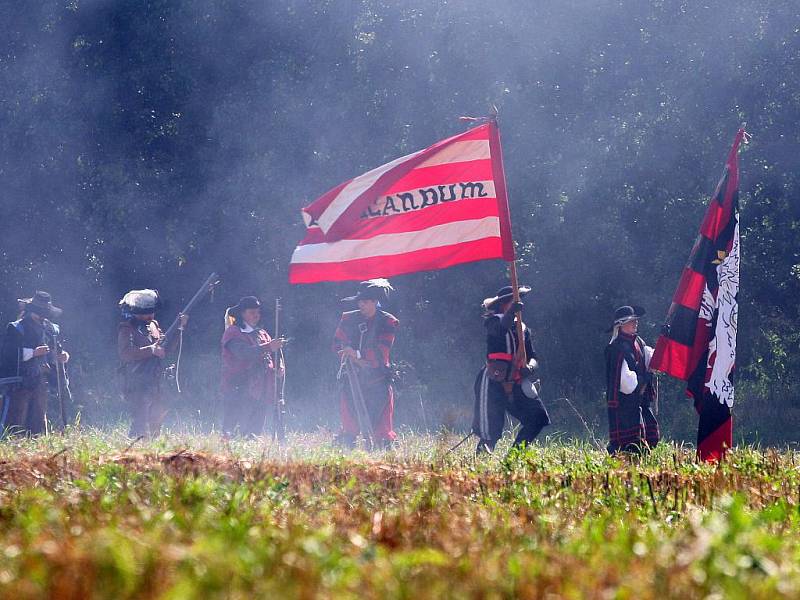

{"left": 472, "top": 285, "right": 550, "bottom": 454}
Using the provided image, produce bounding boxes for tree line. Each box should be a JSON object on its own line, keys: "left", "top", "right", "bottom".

{"left": 1, "top": 1, "right": 798, "bottom": 443}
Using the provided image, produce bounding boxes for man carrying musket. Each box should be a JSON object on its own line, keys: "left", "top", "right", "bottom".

{"left": 473, "top": 285, "right": 550, "bottom": 454}
{"left": 117, "top": 289, "right": 187, "bottom": 438}
{"left": 334, "top": 279, "right": 398, "bottom": 448}
{"left": 605, "top": 305, "right": 660, "bottom": 454}
{"left": 220, "top": 296, "right": 284, "bottom": 436}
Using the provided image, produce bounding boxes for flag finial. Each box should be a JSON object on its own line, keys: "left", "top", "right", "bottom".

{"left": 459, "top": 105, "right": 499, "bottom": 124}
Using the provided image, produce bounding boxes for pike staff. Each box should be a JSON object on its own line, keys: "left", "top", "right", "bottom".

{"left": 272, "top": 298, "right": 287, "bottom": 442}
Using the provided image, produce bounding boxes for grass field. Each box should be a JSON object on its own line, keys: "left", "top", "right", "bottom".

{"left": 1, "top": 429, "right": 799, "bottom": 599}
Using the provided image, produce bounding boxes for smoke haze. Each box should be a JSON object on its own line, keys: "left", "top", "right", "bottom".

{"left": 1, "top": 1, "right": 798, "bottom": 442}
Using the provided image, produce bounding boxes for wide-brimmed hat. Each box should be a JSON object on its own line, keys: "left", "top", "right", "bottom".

{"left": 225, "top": 296, "right": 261, "bottom": 327}
{"left": 341, "top": 278, "right": 394, "bottom": 303}
{"left": 18, "top": 291, "right": 63, "bottom": 318}
{"left": 119, "top": 289, "right": 160, "bottom": 315}
{"left": 232, "top": 296, "right": 261, "bottom": 312}
{"left": 482, "top": 285, "right": 531, "bottom": 312}
{"left": 608, "top": 305, "right": 646, "bottom": 331}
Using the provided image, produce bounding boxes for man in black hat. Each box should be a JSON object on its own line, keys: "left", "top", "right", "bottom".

{"left": 334, "top": 279, "right": 398, "bottom": 447}
{"left": 220, "top": 296, "right": 284, "bottom": 436}
{"left": 0, "top": 291, "right": 69, "bottom": 435}
{"left": 472, "top": 285, "right": 550, "bottom": 454}
{"left": 605, "top": 305, "right": 660, "bottom": 454}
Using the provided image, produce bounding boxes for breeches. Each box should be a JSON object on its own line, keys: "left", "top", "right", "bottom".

{"left": 472, "top": 367, "right": 550, "bottom": 446}
{"left": 607, "top": 393, "right": 660, "bottom": 453}
{"left": 125, "top": 387, "right": 165, "bottom": 438}
{"left": 5, "top": 383, "right": 48, "bottom": 435}
{"left": 340, "top": 379, "right": 395, "bottom": 442}
{"left": 221, "top": 384, "right": 273, "bottom": 437}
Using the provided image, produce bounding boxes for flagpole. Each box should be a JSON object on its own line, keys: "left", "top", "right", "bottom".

{"left": 509, "top": 259, "right": 527, "bottom": 368}
{"left": 482, "top": 107, "right": 528, "bottom": 368}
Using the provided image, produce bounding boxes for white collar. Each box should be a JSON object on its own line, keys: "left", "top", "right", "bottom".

{"left": 240, "top": 323, "right": 255, "bottom": 333}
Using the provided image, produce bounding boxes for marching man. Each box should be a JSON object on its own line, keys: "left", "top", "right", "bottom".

{"left": 605, "top": 305, "right": 660, "bottom": 454}
{"left": 333, "top": 279, "right": 398, "bottom": 448}
{"left": 473, "top": 285, "right": 550, "bottom": 454}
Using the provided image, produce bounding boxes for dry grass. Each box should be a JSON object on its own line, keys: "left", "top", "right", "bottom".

{"left": 0, "top": 428, "right": 799, "bottom": 599}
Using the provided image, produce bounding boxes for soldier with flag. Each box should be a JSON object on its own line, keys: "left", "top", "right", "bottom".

{"left": 649, "top": 128, "right": 747, "bottom": 462}
{"left": 286, "top": 117, "right": 537, "bottom": 452}
{"left": 333, "top": 279, "right": 398, "bottom": 448}
{"left": 605, "top": 305, "right": 660, "bottom": 454}
{"left": 473, "top": 285, "right": 550, "bottom": 454}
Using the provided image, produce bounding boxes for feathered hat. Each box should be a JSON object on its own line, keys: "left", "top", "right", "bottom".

{"left": 482, "top": 285, "right": 531, "bottom": 313}
{"left": 341, "top": 278, "right": 394, "bottom": 303}
{"left": 119, "top": 289, "right": 160, "bottom": 315}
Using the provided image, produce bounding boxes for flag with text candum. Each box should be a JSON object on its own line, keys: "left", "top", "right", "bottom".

{"left": 650, "top": 128, "right": 746, "bottom": 462}
{"left": 288, "top": 122, "right": 515, "bottom": 284}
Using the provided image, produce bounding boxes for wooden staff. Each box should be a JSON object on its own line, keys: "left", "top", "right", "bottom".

{"left": 508, "top": 260, "right": 527, "bottom": 371}
{"left": 486, "top": 110, "right": 527, "bottom": 373}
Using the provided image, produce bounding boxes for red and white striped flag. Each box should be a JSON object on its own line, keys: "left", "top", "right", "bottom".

{"left": 289, "top": 122, "right": 515, "bottom": 284}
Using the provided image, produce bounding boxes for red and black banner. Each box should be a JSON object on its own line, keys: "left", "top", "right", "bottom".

{"left": 651, "top": 129, "right": 746, "bottom": 462}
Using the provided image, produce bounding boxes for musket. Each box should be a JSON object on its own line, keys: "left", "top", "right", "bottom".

{"left": 131, "top": 272, "right": 221, "bottom": 380}
{"left": 272, "top": 298, "right": 286, "bottom": 442}
{"left": 43, "top": 319, "right": 71, "bottom": 430}
{"left": 337, "top": 350, "right": 375, "bottom": 450}
{"left": 161, "top": 272, "right": 221, "bottom": 349}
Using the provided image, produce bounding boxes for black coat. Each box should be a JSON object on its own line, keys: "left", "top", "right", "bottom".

{"left": 0, "top": 316, "right": 49, "bottom": 386}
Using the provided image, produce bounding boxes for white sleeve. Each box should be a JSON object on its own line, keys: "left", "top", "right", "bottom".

{"left": 22, "top": 348, "right": 35, "bottom": 362}
{"left": 644, "top": 345, "right": 654, "bottom": 369}
{"left": 619, "top": 360, "right": 639, "bottom": 394}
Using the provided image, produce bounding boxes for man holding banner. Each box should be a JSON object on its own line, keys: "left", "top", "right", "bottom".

{"left": 289, "top": 117, "right": 531, "bottom": 449}
{"left": 650, "top": 128, "right": 747, "bottom": 462}
{"left": 473, "top": 285, "right": 550, "bottom": 454}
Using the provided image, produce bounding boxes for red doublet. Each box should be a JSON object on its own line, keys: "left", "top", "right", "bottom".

{"left": 334, "top": 310, "right": 398, "bottom": 442}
